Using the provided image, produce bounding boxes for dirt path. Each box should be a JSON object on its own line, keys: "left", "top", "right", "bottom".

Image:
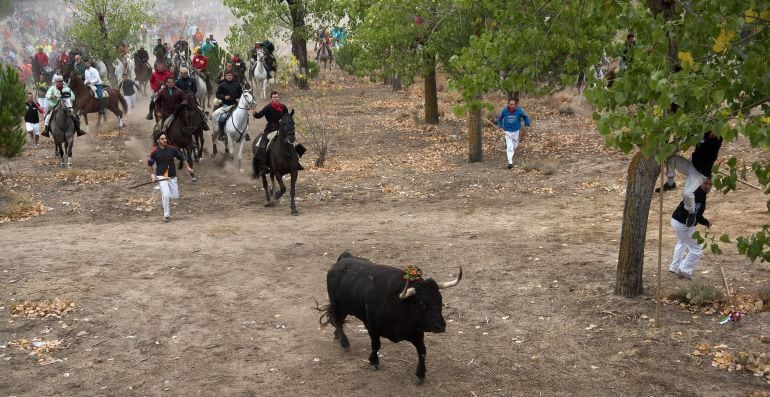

{"left": 2, "top": 70, "right": 769, "bottom": 396}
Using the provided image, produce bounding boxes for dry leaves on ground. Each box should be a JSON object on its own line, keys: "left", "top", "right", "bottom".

{"left": 10, "top": 297, "right": 75, "bottom": 319}
{"left": 693, "top": 342, "right": 770, "bottom": 383}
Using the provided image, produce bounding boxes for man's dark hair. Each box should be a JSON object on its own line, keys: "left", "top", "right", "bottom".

{"left": 627, "top": 33, "right": 635, "bottom": 40}
{"left": 270, "top": 91, "right": 279, "bottom": 97}
{"left": 165, "top": 77, "right": 174, "bottom": 82}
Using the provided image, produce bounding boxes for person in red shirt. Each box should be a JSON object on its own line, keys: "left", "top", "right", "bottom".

{"left": 146, "top": 62, "right": 174, "bottom": 120}
{"left": 34, "top": 47, "right": 48, "bottom": 66}
{"left": 191, "top": 48, "right": 210, "bottom": 94}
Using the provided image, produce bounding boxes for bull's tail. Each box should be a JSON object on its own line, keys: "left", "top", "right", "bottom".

{"left": 314, "top": 299, "right": 332, "bottom": 329}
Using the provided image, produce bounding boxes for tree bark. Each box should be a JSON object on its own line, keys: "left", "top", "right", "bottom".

{"left": 423, "top": 54, "right": 439, "bottom": 124}
{"left": 615, "top": 152, "right": 661, "bottom": 297}
{"left": 286, "top": 0, "right": 309, "bottom": 90}
{"left": 467, "top": 101, "right": 483, "bottom": 163}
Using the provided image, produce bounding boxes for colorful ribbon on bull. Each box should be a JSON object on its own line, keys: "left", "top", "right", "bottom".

{"left": 719, "top": 311, "right": 743, "bottom": 325}
{"left": 402, "top": 265, "right": 423, "bottom": 282}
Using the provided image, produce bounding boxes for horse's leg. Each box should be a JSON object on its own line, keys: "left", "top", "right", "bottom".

{"left": 261, "top": 173, "right": 273, "bottom": 206}
{"left": 82, "top": 114, "right": 90, "bottom": 134}
{"left": 237, "top": 138, "right": 246, "bottom": 173}
{"left": 66, "top": 135, "right": 73, "bottom": 166}
{"left": 274, "top": 172, "right": 287, "bottom": 201}
{"left": 56, "top": 142, "right": 64, "bottom": 166}
{"left": 289, "top": 170, "right": 298, "bottom": 215}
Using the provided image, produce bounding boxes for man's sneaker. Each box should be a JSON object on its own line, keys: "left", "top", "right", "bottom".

{"left": 686, "top": 213, "right": 697, "bottom": 227}
{"left": 676, "top": 270, "right": 693, "bottom": 280}
{"left": 163, "top": 216, "right": 169, "bottom": 223}
{"left": 669, "top": 268, "right": 678, "bottom": 274}
{"left": 655, "top": 182, "right": 676, "bottom": 193}
{"left": 507, "top": 164, "right": 513, "bottom": 169}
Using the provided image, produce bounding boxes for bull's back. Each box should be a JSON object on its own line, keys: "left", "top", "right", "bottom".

{"left": 327, "top": 254, "right": 402, "bottom": 320}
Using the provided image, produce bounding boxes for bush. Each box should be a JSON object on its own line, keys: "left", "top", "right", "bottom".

{"left": 758, "top": 283, "right": 770, "bottom": 305}
{"left": 334, "top": 45, "right": 359, "bottom": 74}
{"left": 307, "top": 60, "right": 319, "bottom": 79}
{"left": 669, "top": 279, "right": 723, "bottom": 306}
{"left": 0, "top": 64, "right": 26, "bottom": 158}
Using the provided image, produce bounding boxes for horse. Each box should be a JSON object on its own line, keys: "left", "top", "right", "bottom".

{"left": 191, "top": 69, "right": 210, "bottom": 109}
{"left": 211, "top": 90, "right": 257, "bottom": 172}
{"left": 249, "top": 49, "right": 269, "bottom": 99}
{"left": 153, "top": 102, "right": 205, "bottom": 168}
{"left": 112, "top": 56, "right": 134, "bottom": 84}
{"left": 252, "top": 111, "right": 302, "bottom": 215}
{"left": 134, "top": 56, "right": 152, "bottom": 95}
{"left": 68, "top": 75, "right": 127, "bottom": 132}
{"left": 318, "top": 42, "right": 334, "bottom": 70}
{"left": 49, "top": 100, "right": 76, "bottom": 166}
{"left": 95, "top": 60, "right": 109, "bottom": 82}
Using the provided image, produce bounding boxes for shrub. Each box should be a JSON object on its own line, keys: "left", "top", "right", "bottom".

{"left": 758, "top": 283, "right": 770, "bottom": 305}
{"left": 669, "top": 279, "right": 723, "bottom": 306}
{"left": 0, "top": 64, "right": 26, "bottom": 158}
{"left": 334, "top": 45, "right": 359, "bottom": 74}
{"left": 307, "top": 60, "right": 319, "bottom": 79}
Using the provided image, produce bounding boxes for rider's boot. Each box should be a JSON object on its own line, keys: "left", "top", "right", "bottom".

{"left": 218, "top": 120, "right": 226, "bottom": 141}
{"left": 73, "top": 116, "right": 85, "bottom": 136}
{"left": 257, "top": 133, "right": 269, "bottom": 166}
{"left": 98, "top": 97, "right": 105, "bottom": 115}
{"left": 145, "top": 100, "right": 154, "bottom": 120}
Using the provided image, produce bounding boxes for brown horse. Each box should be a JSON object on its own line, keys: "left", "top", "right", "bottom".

{"left": 68, "top": 75, "right": 127, "bottom": 132}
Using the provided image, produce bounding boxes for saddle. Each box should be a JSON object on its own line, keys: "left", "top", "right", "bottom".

{"left": 89, "top": 85, "right": 110, "bottom": 98}
{"left": 262, "top": 131, "right": 307, "bottom": 157}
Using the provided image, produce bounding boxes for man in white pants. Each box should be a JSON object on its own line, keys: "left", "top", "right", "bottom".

{"left": 117, "top": 73, "right": 141, "bottom": 113}
{"left": 147, "top": 133, "right": 194, "bottom": 222}
{"left": 496, "top": 99, "right": 531, "bottom": 169}
{"left": 669, "top": 178, "right": 713, "bottom": 280}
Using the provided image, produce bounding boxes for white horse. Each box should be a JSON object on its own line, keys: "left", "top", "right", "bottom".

{"left": 210, "top": 90, "right": 257, "bottom": 172}
{"left": 192, "top": 69, "right": 210, "bottom": 108}
{"left": 250, "top": 49, "right": 269, "bottom": 99}
{"left": 95, "top": 60, "right": 109, "bottom": 82}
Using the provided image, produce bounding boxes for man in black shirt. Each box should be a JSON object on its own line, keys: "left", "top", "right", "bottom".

{"left": 147, "top": 133, "right": 194, "bottom": 222}
{"left": 117, "top": 73, "right": 140, "bottom": 113}
{"left": 211, "top": 70, "right": 243, "bottom": 140}
{"left": 669, "top": 178, "right": 712, "bottom": 280}
{"left": 24, "top": 92, "right": 45, "bottom": 146}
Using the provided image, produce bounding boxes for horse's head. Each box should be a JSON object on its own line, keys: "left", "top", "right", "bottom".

{"left": 278, "top": 110, "right": 296, "bottom": 143}
{"left": 240, "top": 91, "right": 257, "bottom": 110}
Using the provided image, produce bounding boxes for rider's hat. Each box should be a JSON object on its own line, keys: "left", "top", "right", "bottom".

{"left": 53, "top": 75, "right": 64, "bottom": 82}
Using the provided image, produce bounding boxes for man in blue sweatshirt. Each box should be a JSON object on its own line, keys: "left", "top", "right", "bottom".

{"left": 497, "top": 99, "right": 531, "bottom": 169}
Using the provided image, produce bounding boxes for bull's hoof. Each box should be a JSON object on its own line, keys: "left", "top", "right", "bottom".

{"left": 264, "top": 201, "right": 275, "bottom": 207}
{"left": 415, "top": 377, "right": 425, "bottom": 386}
{"left": 369, "top": 364, "right": 380, "bottom": 371}
{"left": 291, "top": 209, "right": 299, "bottom": 216}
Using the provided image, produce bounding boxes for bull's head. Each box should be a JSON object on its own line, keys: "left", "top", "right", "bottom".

{"left": 398, "top": 268, "right": 462, "bottom": 333}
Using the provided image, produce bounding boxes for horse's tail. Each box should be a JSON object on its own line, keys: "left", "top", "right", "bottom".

{"left": 118, "top": 93, "right": 128, "bottom": 114}
{"left": 251, "top": 154, "right": 260, "bottom": 179}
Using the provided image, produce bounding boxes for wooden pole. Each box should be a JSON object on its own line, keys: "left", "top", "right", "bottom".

{"left": 655, "top": 166, "right": 664, "bottom": 328}
{"left": 720, "top": 265, "right": 733, "bottom": 306}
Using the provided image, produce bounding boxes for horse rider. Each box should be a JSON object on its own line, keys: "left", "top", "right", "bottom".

{"left": 248, "top": 43, "right": 261, "bottom": 63}
{"left": 153, "top": 38, "right": 168, "bottom": 67}
{"left": 135, "top": 46, "right": 150, "bottom": 67}
{"left": 146, "top": 61, "right": 173, "bottom": 120}
{"left": 316, "top": 28, "right": 331, "bottom": 60}
{"left": 231, "top": 54, "right": 247, "bottom": 85}
{"left": 34, "top": 47, "right": 48, "bottom": 68}
{"left": 200, "top": 37, "right": 214, "bottom": 57}
{"left": 42, "top": 75, "right": 84, "bottom": 137}
{"left": 211, "top": 70, "right": 243, "bottom": 141}
{"left": 260, "top": 40, "right": 277, "bottom": 77}
{"left": 71, "top": 54, "right": 86, "bottom": 79}
{"left": 216, "top": 62, "right": 235, "bottom": 84}
{"left": 175, "top": 67, "right": 210, "bottom": 131}
{"left": 193, "top": 28, "right": 204, "bottom": 47}
{"left": 252, "top": 90, "right": 300, "bottom": 169}
{"left": 153, "top": 76, "right": 188, "bottom": 134}
{"left": 191, "top": 48, "right": 211, "bottom": 94}
{"left": 208, "top": 34, "right": 218, "bottom": 47}
{"left": 83, "top": 59, "right": 105, "bottom": 115}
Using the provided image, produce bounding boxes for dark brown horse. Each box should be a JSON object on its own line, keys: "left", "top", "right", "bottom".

{"left": 134, "top": 57, "right": 152, "bottom": 96}
{"left": 252, "top": 110, "right": 302, "bottom": 215}
{"left": 153, "top": 101, "right": 206, "bottom": 166}
{"left": 68, "top": 75, "right": 127, "bottom": 132}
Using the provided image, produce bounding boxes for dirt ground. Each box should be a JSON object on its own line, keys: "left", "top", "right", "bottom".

{"left": 1, "top": 67, "right": 769, "bottom": 397}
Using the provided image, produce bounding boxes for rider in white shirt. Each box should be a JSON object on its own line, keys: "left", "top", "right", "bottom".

{"left": 83, "top": 59, "right": 105, "bottom": 114}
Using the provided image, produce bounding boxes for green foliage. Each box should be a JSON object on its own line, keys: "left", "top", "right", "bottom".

{"left": 0, "top": 65, "right": 27, "bottom": 159}
{"left": 0, "top": 0, "right": 13, "bottom": 18}
{"left": 588, "top": 2, "right": 770, "bottom": 263}
{"left": 333, "top": 45, "right": 359, "bottom": 74}
{"left": 65, "top": 0, "right": 156, "bottom": 63}
{"left": 307, "top": 60, "right": 319, "bottom": 79}
{"left": 206, "top": 47, "right": 229, "bottom": 82}
{"left": 669, "top": 279, "right": 723, "bottom": 306}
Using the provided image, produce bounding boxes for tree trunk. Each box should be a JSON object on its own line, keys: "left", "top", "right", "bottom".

{"left": 615, "top": 152, "right": 661, "bottom": 297}
{"left": 423, "top": 54, "right": 439, "bottom": 124}
{"left": 287, "top": 0, "right": 309, "bottom": 90}
{"left": 467, "top": 101, "right": 483, "bottom": 163}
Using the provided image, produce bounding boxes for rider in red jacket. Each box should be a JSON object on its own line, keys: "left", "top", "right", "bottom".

{"left": 191, "top": 49, "right": 211, "bottom": 93}
{"left": 146, "top": 62, "right": 174, "bottom": 120}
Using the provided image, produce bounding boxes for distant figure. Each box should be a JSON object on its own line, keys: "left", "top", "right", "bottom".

{"left": 669, "top": 177, "right": 713, "bottom": 280}
{"left": 497, "top": 99, "right": 531, "bottom": 169}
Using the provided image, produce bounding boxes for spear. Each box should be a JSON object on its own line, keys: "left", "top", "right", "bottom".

{"left": 128, "top": 176, "right": 167, "bottom": 189}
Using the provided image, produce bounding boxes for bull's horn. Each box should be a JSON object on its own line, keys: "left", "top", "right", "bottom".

{"left": 399, "top": 281, "right": 417, "bottom": 300}
{"left": 436, "top": 267, "right": 463, "bottom": 289}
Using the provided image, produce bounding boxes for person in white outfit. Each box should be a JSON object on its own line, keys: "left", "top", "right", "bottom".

{"left": 83, "top": 59, "right": 105, "bottom": 114}
{"left": 669, "top": 178, "right": 713, "bottom": 280}
{"left": 147, "top": 133, "right": 194, "bottom": 222}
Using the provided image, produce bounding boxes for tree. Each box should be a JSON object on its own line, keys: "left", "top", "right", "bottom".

{"left": 0, "top": 0, "right": 13, "bottom": 19}
{"left": 224, "top": 0, "right": 338, "bottom": 89}
{"left": 0, "top": 65, "right": 27, "bottom": 159}
{"left": 587, "top": 1, "right": 770, "bottom": 296}
{"left": 342, "top": 0, "right": 475, "bottom": 124}
{"left": 64, "top": 0, "right": 156, "bottom": 64}
{"left": 451, "top": 0, "right": 621, "bottom": 162}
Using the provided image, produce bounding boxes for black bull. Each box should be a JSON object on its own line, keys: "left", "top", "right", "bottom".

{"left": 320, "top": 252, "right": 462, "bottom": 383}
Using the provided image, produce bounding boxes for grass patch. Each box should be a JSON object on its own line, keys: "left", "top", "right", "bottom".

{"left": 0, "top": 191, "right": 46, "bottom": 223}
{"left": 758, "top": 283, "right": 770, "bottom": 305}
{"left": 669, "top": 279, "right": 724, "bottom": 306}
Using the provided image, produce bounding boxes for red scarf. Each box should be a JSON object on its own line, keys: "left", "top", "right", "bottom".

{"left": 507, "top": 105, "right": 517, "bottom": 113}
{"left": 270, "top": 101, "right": 284, "bottom": 113}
